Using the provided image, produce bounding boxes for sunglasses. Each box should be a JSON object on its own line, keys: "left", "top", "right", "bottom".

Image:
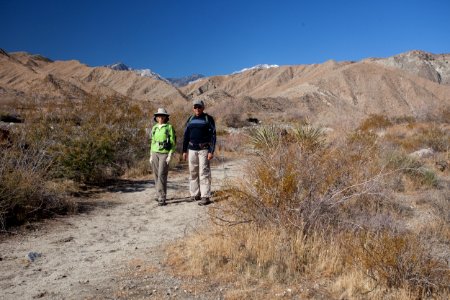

{"left": 193, "top": 105, "right": 203, "bottom": 109}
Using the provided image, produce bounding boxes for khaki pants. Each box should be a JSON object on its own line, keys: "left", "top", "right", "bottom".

{"left": 151, "top": 152, "right": 169, "bottom": 200}
{"left": 188, "top": 149, "right": 211, "bottom": 198}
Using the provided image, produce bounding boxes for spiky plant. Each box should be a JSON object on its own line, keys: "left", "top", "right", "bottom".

{"left": 248, "top": 125, "right": 283, "bottom": 151}
{"left": 291, "top": 124, "right": 326, "bottom": 153}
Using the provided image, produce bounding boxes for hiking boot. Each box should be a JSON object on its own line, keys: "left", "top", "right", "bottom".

{"left": 189, "top": 195, "right": 201, "bottom": 202}
{"left": 158, "top": 199, "right": 167, "bottom": 206}
{"left": 198, "top": 197, "right": 211, "bottom": 206}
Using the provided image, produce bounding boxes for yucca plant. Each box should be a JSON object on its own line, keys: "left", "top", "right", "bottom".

{"left": 248, "top": 125, "right": 283, "bottom": 151}
{"left": 291, "top": 124, "right": 326, "bottom": 153}
{"left": 384, "top": 151, "right": 438, "bottom": 188}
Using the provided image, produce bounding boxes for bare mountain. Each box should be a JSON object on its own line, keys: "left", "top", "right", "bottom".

{"left": 105, "top": 62, "right": 169, "bottom": 82}
{"left": 1, "top": 49, "right": 449, "bottom": 128}
{"left": 182, "top": 51, "right": 450, "bottom": 127}
{"left": 0, "top": 50, "right": 186, "bottom": 107}
{"left": 370, "top": 50, "right": 450, "bottom": 85}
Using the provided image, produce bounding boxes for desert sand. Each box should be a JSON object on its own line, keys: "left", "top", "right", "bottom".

{"left": 0, "top": 157, "right": 242, "bottom": 299}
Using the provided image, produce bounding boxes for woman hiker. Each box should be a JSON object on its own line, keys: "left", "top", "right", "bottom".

{"left": 149, "top": 108, "right": 176, "bottom": 206}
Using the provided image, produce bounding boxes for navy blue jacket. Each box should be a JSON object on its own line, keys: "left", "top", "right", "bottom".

{"left": 182, "top": 113, "right": 216, "bottom": 153}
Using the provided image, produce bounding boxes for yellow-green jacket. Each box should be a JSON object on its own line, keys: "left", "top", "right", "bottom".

{"left": 150, "top": 123, "right": 176, "bottom": 154}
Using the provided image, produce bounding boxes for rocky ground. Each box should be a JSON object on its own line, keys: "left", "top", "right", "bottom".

{"left": 0, "top": 156, "right": 242, "bottom": 300}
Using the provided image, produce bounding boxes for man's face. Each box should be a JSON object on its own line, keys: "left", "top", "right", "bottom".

{"left": 193, "top": 105, "right": 204, "bottom": 116}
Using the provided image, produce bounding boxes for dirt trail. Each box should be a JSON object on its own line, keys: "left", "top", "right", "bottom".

{"left": 0, "top": 157, "right": 243, "bottom": 300}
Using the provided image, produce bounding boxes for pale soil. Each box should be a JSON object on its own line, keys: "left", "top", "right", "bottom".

{"left": 0, "top": 156, "right": 243, "bottom": 300}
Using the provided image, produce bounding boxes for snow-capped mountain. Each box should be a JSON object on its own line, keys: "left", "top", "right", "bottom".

{"left": 166, "top": 74, "right": 205, "bottom": 87}
{"left": 232, "top": 64, "right": 279, "bottom": 75}
{"left": 105, "top": 62, "right": 167, "bottom": 82}
{"left": 106, "top": 62, "right": 130, "bottom": 71}
{"left": 134, "top": 69, "right": 167, "bottom": 82}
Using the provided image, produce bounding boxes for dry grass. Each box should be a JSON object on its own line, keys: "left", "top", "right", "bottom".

{"left": 0, "top": 139, "right": 75, "bottom": 228}
{"left": 358, "top": 114, "right": 393, "bottom": 132}
{"left": 166, "top": 119, "right": 450, "bottom": 299}
{"left": 385, "top": 122, "right": 450, "bottom": 153}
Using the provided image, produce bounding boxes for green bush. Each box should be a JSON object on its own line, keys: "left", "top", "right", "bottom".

{"left": 24, "top": 96, "right": 151, "bottom": 183}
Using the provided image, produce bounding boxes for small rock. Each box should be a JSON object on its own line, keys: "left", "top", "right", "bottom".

{"left": 32, "top": 291, "right": 47, "bottom": 299}
{"left": 436, "top": 160, "right": 448, "bottom": 171}
{"left": 26, "top": 252, "right": 42, "bottom": 262}
{"left": 410, "top": 148, "right": 434, "bottom": 158}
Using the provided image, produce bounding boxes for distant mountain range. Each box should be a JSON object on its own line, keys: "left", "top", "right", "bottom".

{"left": 105, "top": 62, "right": 204, "bottom": 87}
{"left": 1, "top": 49, "right": 449, "bottom": 128}
{"left": 166, "top": 74, "right": 205, "bottom": 87}
{"left": 105, "top": 62, "right": 169, "bottom": 83}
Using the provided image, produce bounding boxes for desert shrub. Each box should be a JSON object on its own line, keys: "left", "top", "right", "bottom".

{"left": 392, "top": 115, "right": 417, "bottom": 125}
{"left": 384, "top": 151, "right": 439, "bottom": 188}
{"left": 415, "top": 125, "right": 449, "bottom": 152}
{"left": 215, "top": 128, "right": 396, "bottom": 232}
{"left": 216, "top": 130, "right": 249, "bottom": 153}
{"left": 221, "top": 113, "right": 248, "bottom": 128}
{"left": 387, "top": 124, "right": 449, "bottom": 152}
{"left": 0, "top": 140, "right": 71, "bottom": 228}
{"left": 24, "top": 96, "right": 151, "bottom": 183}
{"left": 349, "top": 231, "right": 450, "bottom": 296}
{"left": 358, "top": 114, "right": 393, "bottom": 132}
{"left": 169, "top": 125, "right": 450, "bottom": 298}
{"left": 0, "top": 95, "right": 152, "bottom": 226}
{"left": 438, "top": 107, "right": 450, "bottom": 123}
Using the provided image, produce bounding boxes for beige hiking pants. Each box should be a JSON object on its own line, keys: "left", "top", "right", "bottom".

{"left": 151, "top": 152, "right": 169, "bottom": 201}
{"left": 188, "top": 149, "right": 211, "bottom": 198}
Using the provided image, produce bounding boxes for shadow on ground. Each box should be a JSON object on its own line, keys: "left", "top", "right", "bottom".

{"left": 72, "top": 179, "right": 151, "bottom": 198}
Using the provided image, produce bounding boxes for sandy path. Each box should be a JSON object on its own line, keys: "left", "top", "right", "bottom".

{"left": 0, "top": 157, "right": 242, "bottom": 300}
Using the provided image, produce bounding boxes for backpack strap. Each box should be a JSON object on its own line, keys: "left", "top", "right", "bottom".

{"left": 186, "top": 114, "right": 209, "bottom": 125}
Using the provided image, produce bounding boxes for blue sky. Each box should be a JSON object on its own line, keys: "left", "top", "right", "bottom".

{"left": 1, "top": 0, "right": 449, "bottom": 78}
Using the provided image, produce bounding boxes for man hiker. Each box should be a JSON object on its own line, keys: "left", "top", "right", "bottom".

{"left": 182, "top": 99, "right": 216, "bottom": 206}
{"left": 149, "top": 108, "right": 176, "bottom": 206}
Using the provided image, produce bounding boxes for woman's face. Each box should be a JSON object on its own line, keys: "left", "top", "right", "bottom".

{"left": 156, "top": 115, "right": 166, "bottom": 124}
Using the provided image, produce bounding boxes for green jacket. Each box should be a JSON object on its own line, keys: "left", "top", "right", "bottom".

{"left": 150, "top": 123, "right": 176, "bottom": 154}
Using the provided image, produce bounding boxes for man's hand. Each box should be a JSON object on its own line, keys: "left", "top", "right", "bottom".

{"left": 182, "top": 152, "right": 187, "bottom": 161}
{"left": 207, "top": 153, "right": 214, "bottom": 160}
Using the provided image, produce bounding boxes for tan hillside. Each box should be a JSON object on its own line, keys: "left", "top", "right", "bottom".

{"left": 1, "top": 49, "right": 449, "bottom": 128}
{"left": 182, "top": 51, "right": 450, "bottom": 127}
{"left": 370, "top": 50, "right": 450, "bottom": 85}
{"left": 0, "top": 50, "right": 186, "bottom": 107}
